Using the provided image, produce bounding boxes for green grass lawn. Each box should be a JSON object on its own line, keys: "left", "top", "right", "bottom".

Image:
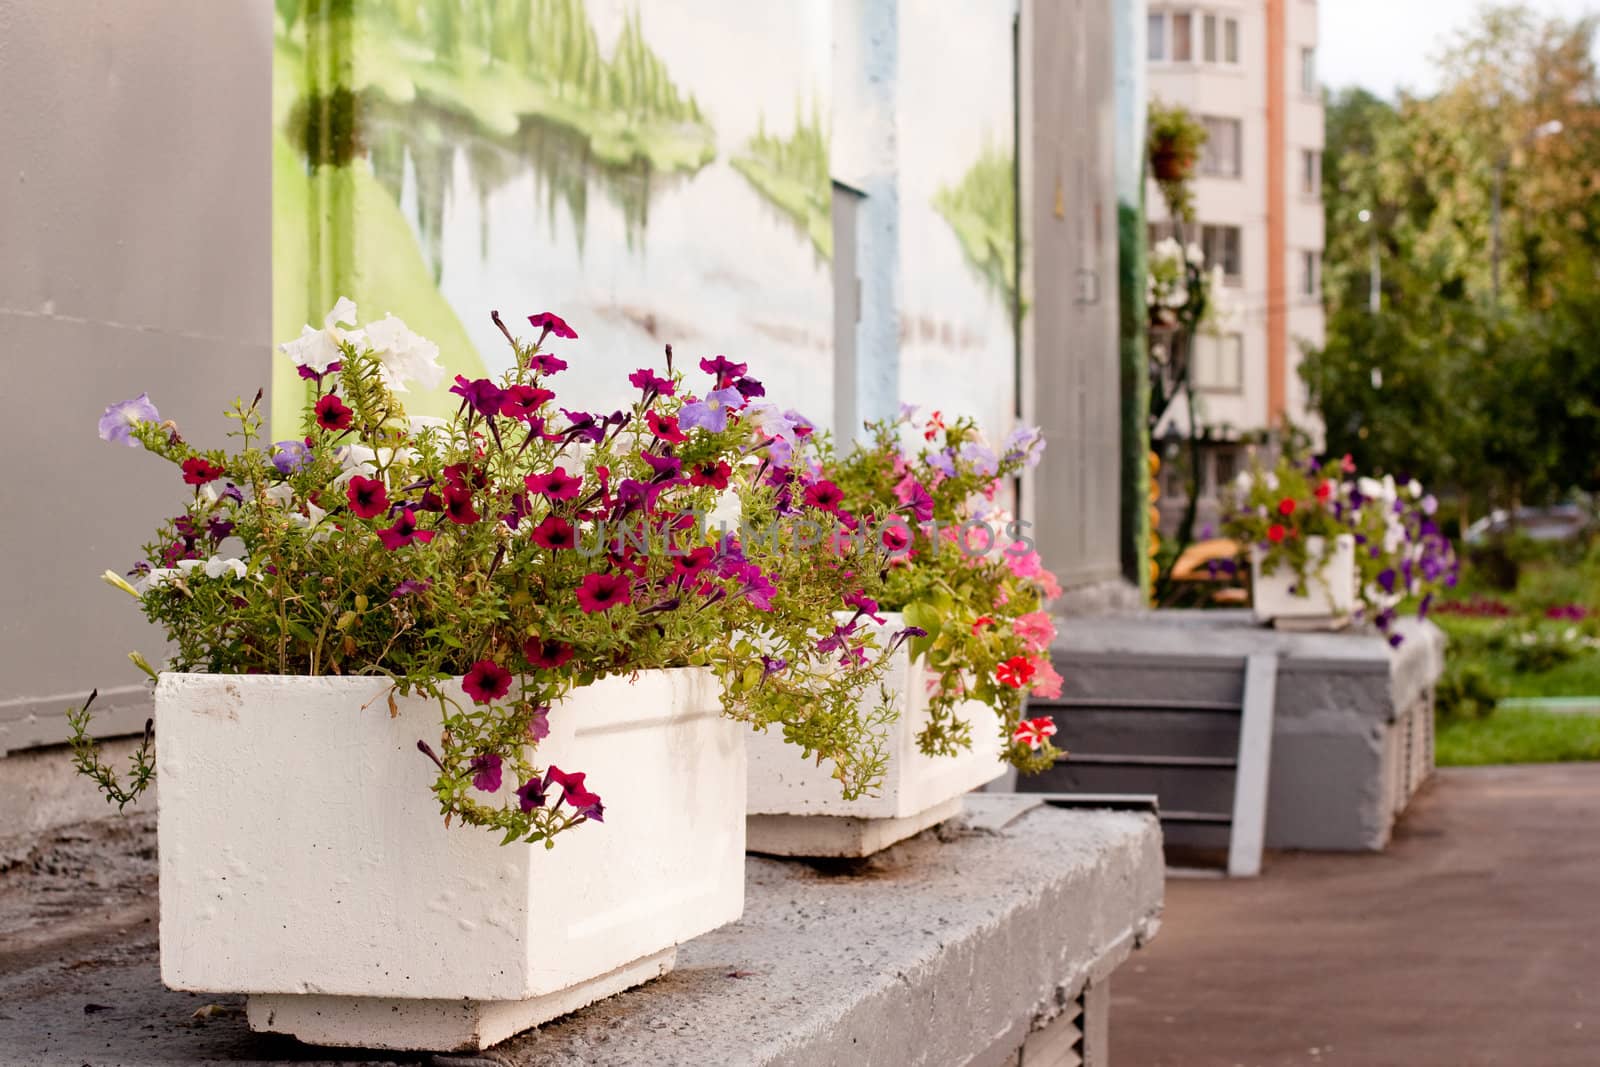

{"left": 1436, "top": 708, "right": 1600, "bottom": 766}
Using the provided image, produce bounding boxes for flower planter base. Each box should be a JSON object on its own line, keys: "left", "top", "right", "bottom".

{"left": 246, "top": 948, "right": 676, "bottom": 1052}
{"left": 746, "top": 797, "right": 963, "bottom": 858}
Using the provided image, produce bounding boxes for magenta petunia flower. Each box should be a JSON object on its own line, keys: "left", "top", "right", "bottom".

{"left": 575, "top": 571, "right": 632, "bottom": 613}
{"left": 181, "top": 457, "right": 226, "bottom": 485}
{"left": 528, "top": 312, "right": 578, "bottom": 340}
{"left": 531, "top": 351, "right": 568, "bottom": 374}
{"left": 526, "top": 704, "right": 552, "bottom": 742}
{"left": 525, "top": 467, "right": 582, "bottom": 501}
{"left": 462, "top": 659, "right": 512, "bottom": 704}
{"left": 804, "top": 480, "right": 844, "bottom": 512}
{"left": 699, "top": 355, "right": 748, "bottom": 388}
{"left": 314, "top": 394, "right": 353, "bottom": 432}
{"left": 98, "top": 393, "right": 160, "bottom": 447}
{"left": 544, "top": 765, "right": 604, "bottom": 821}
{"left": 734, "top": 376, "right": 765, "bottom": 400}
{"left": 640, "top": 450, "right": 682, "bottom": 477}
{"left": 628, "top": 368, "right": 674, "bottom": 395}
{"left": 515, "top": 776, "right": 547, "bottom": 812}
{"left": 468, "top": 751, "right": 503, "bottom": 792}
{"left": 345, "top": 475, "right": 390, "bottom": 519}
{"left": 524, "top": 637, "right": 575, "bottom": 669}
{"left": 450, "top": 375, "right": 505, "bottom": 418}
{"left": 500, "top": 384, "right": 555, "bottom": 421}
{"left": 530, "top": 515, "right": 575, "bottom": 550}
{"left": 844, "top": 591, "right": 885, "bottom": 623}
{"left": 443, "top": 485, "right": 480, "bottom": 525}
{"left": 377, "top": 507, "right": 436, "bottom": 550}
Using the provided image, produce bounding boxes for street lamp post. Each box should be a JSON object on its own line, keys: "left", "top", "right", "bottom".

{"left": 1491, "top": 119, "right": 1564, "bottom": 305}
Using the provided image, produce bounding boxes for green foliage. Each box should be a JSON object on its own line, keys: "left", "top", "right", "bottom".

{"left": 66, "top": 691, "right": 156, "bottom": 811}
{"left": 1307, "top": 7, "right": 1600, "bottom": 511}
{"left": 1147, "top": 100, "right": 1207, "bottom": 222}
{"left": 932, "top": 143, "right": 1018, "bottom": 312}
{"left": 1437, "top": 661, "right": 1507, "bottom": 720}
{"left": 1436, "top": 708, "right": 1600, "bottom": 766}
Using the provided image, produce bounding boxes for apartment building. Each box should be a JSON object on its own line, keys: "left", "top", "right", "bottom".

{"left": 1146, "top": 0, "right": 1325, "bottom": 526}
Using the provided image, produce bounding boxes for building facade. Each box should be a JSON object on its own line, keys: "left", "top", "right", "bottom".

{"left": 1145, "top": 0, "right": 1325, "bottom": 529}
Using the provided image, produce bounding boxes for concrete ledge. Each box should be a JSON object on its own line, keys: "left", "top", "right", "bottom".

{"left": 0, "top": 801, "right": 1163, "bottom": 1065}
{"left": 745, "top": 796, "right": 963, "bottom": 857}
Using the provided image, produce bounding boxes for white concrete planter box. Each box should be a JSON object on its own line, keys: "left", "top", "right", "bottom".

{"left": 745, "top": 613, "right": 1007, "bottom": 857}
{"left": 156, "top": 669, "right": 745, "bottom": 1052}
{"left": 1250, "top": 533, "right": 1357, "bottom": 629}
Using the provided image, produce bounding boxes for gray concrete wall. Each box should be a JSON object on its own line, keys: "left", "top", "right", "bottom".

{"left": 0, "top": 4, "right": 273, "bottom": 754}
{"left": 1023, "top": 0, "right": 1127, "bottom": 591}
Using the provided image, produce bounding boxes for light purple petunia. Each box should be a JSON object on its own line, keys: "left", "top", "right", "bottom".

{"left": 678, "top": 387, "right": 743, "bottom": 434}
{"left": 98, "top": 393, "right": 160, "bottom": 447}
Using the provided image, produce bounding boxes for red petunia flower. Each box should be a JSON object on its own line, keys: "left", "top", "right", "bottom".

{"left": 1012, "top": 716, "right": 1057, "bottom": 750}
{"left": 499, "top": 384, "right": 555, "bottom": 421}
{"left": 314, "top": 394, "right": 353, "bottom": 432}
{"left": 377, "top": 507, "right": 436, "bottom": 550}
{"left": 524, "top": 637, "right": 575, "bottom": 669}
{"left": 346, "top": 475, "right": 389, "bottom": 519}
{"left": 672, "top": 545, "right": 715, "bottom": 579}
{"left": 923, "top": 410, "right": 946, "bottom": 441}
{"left": 1277, "top": 497, "right": 1297, "bottom": 517}
{"left": 647, "top": 411, "right": 687, "bottom": 443}
{"left": 575, "top": 571, "right": 632, "bottom": 613}
{"left": 971, "top": 615, "right": 994, "bottom": 634}
{"left": 530, "top": 515, "right": 575, "bottom": 550}
{"left": 443, "top": 485, "right": 480, "bottom": 525}
{"left": 690, "top": 459, "right": 732, "bottom": 489}
{"left": 462, "top": 659, "right": 512, "bottom": 704}
{"left": 1266, "top": 523, "right": 1287, "bottom": 544}
{"left": 525, "top": 467, "right": 582, "bottom": 501}
{"left": 1314, "top": 480, "right": 1333, "bottom": 502}
{"left": 995, "top": 655, "right": 1037, "bottom": 689}
{"left": 181, "top": 456, "right": 226, "bottom": 485}
{"left": 804, "top": 480, "right": 844, "bottom": 512}
{"left": 528, "top": 312, "right": 578, "bottom": 340}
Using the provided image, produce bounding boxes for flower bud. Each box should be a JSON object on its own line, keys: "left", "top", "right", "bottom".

{"left": 127, "top": 651, "right": 159, "bottom": 680}
{"left": 102, "top": 570, "right": 141, "bottom": 598}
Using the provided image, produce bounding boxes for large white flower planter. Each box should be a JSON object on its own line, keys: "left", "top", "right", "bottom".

{"left": 745, "top": 613, "right": 1007, "bottom": 858}
{"left": 1251, "top": 533, "right": 1358, "bottom": 629}
{"left": 156, "top": 669, "right": 745, "bottom": 1052}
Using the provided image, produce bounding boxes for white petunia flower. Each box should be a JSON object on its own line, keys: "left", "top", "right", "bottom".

{"left": 278, "top": 297, "right": 364, "bottom": 374}
{"left": 364, "top": 313, "right": 444, "bottom": 393}
{"left": 203, "top": 556, "right": 247, "bottom": 580}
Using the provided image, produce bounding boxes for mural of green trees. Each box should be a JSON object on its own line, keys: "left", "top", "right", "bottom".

{"left": 933, "top": 144, "right": 1018, "bottom": 312}
{"left": 732, "top": 99, "right": 832, "bottom": 260}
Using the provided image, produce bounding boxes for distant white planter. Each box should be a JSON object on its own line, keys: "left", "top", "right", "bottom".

{"left": 745, "top": 613, "right": 1007, "bottom": 858}
{"left": 157, "top": 669, "right": 745, "bottom": 1052}
{"left": 1251, "top": 533, "right": 1357, "bottom": 628}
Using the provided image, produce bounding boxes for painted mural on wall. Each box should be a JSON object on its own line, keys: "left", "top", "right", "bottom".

{"left": 272, "top": 0, "right": 832, "bottom": 437}
{"left": 898, "top": 3, "right": 1018, "bottom": 445}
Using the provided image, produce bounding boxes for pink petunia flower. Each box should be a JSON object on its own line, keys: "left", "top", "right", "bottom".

{"left": 647, "top": 411, "right": 687, "bottom": 443}
{"left": 1029, "top": 660, "right": 1063, "bottom": 700}
{"left": 528, "top": 312, "right": 578, "bottom": 340}
{"left": 530, "top": 515, "right": 575, "bottom": 550}
{"left": 526, "top": 467, "right": 583, "bottom": 501}
{"left": 545, "top": 765, "right": 604, "bottom": 821}
{"left": 1012, "top": 611, "right": 1056, "bottom": 653}
{"left": 377, "top": 507, "right": 435, "bottom": 550}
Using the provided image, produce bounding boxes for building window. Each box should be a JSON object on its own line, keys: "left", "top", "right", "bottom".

{"left": 1201, "top": 117, "right": 1242, "bottom": 178}
{"left": 1203, "top": 14, "right": 1217, "bottom": 62}
{"left": 1301, "top": 149, "right": 1320, "bottom": 195}
{"left": 1301, "top": 47, "right": 1317, "bottom": 94}
{"left": 1148, "top": 12, "right": 1166, "bottom": 60}
{"left": 1172, "top": 13, "right": 1193, "bottom": 61}
{"left": 1224, "top": 17, "right": 1239, "bottom": 64}
{"left": 1195, "top": 334, "right": 1245, "bottom": 394}
{"left": 1213, "top": 447, "right": 1240, "bottom": 488}
{"left": 1202, "top": 224, "right": 1243, "bottom": 285}
{"left": 1301, "top": 250, "right": 1320, "bottom": 297}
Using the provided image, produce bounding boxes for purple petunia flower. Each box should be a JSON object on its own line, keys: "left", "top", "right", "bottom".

{"left": 98, "top": 393, "right": 160, "bottom": 447}
{"left": 527, "top": 704, "right": 551, "bottom": 742}
{"left": 760, "top": 655, "right": 787, "bottom": 680}
{"left": 391, "top": 578, "right": 432, "bottom": 598}
{"left": 515, "top": 776, "right": 547, "bottom": 813}
{"left": 959, "top": 441, "right": 1000, "bottom": 477}
{"left": 1002, "top": 425, "right": 1046, "bottom": 467}
{"left": 450, "top": 375, "right": 505, "bottom": 418}
{"left": 886, "top": 625, "right": 927, "bottom": 654}
{"left": 735, "top": 376, "right": 765, "bottom": 400}
{"left": 469, "top": 752, "right": 503, "bottom": 793}
{"left": 699, "top": 355, "right": 748, "bottom": 387}
{"left": 678, "top": 388, "right": 743, "bottom": 433}
{"left": 271, "top": 439, "right": 308, "bottom": 475}
{"left": 628, "top": 368, "right": 674, "bottom": 395}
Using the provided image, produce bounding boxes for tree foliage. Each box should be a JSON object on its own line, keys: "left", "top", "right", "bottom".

{"left": 1305, "top": 4, "right": 1600, "bottom": 510}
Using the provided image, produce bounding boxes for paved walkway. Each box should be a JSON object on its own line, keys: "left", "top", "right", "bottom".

{"left": 1112, "top": 763, "right": 1600, "bottom": 1067}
